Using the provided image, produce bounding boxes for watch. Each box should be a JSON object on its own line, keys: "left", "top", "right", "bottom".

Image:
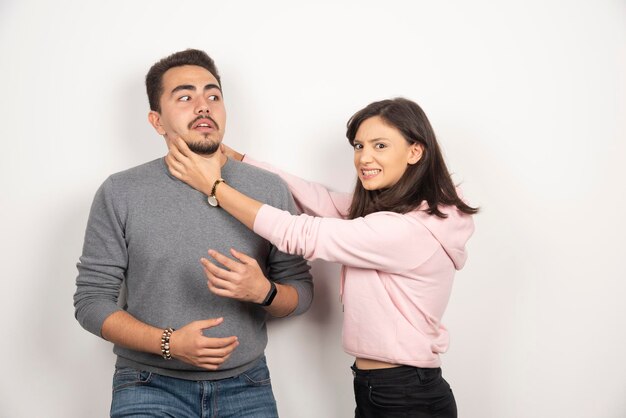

{"left": 207, "top": 178, "right": 225, "bottom": 207}
{"left": 259, "top": 280, "right": 277, "bottom": 307}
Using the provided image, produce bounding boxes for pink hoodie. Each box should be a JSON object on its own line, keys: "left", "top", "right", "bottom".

{"left": 245, "top": 156, "right": 475, "bottom": 367}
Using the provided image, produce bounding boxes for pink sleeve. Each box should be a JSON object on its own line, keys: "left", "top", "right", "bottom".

{"left": 253, "top": 205, "right": 440, "bottom": 272}
{"left": 243, "top": 155, "right": 352, "bottom": 218}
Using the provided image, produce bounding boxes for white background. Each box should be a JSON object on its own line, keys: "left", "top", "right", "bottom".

{"left": 1, "top": 1, "right": 625, "bottom": 417}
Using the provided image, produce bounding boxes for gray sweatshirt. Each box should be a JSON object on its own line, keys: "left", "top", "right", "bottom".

{"left": 74, "top": 157, "right": 313, "bottom": 380}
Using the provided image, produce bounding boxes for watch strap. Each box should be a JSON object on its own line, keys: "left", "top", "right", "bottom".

{"left": 207, "top": 178, "right": 225, "bottom": 207}
{"left": 259, "top": 280, "right": 277, "bottom": 306}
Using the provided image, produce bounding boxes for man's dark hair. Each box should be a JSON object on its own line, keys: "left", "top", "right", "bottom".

{"left": 145, "top": 49, "right": 221, "bottom": 113}
{"left": 346, "top": 97, "right": 479, "bottom": 219}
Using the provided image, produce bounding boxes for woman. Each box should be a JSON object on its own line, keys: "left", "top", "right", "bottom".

{"left": 166, "top": 98, "right": 477, "bottom": 417}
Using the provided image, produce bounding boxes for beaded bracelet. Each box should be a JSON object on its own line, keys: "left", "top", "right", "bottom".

{"left": 161, "top": 327, "right": 174, "bottom": 360}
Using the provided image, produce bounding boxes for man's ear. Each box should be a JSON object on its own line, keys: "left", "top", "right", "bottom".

{"left": 408, "top": 143, "right": 424, "bottom": 165}
{"left": 148, "top": 111, "right": 166, "bottom": 135}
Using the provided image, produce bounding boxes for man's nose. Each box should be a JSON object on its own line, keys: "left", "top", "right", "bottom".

{"left": 194, "top": 97, "right": 211, "bottom": 114}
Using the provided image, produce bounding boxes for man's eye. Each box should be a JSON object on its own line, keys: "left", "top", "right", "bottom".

{"left": 179, "top": 95, "right": 191, "bottom": 102}
{"left": 208, "top": 95, "right": 220, "bottom": 101}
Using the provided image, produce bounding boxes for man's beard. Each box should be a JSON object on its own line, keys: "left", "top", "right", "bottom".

{"left": 185, "top": 115, "right": 221, "bottom": 155}
{"left": 186, "top": 137, "right": 220, "bottom": 155}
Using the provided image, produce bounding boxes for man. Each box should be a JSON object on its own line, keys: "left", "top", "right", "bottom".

{"left": 73, "top": 49, "right": 313, "bottom": 417}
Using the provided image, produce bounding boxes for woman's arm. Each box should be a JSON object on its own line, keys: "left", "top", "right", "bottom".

{"left": 253, "top": 205, "right": 442, "bottom": 271}
{"left": 166, "top": 138, "right": 443, "bottom": 272}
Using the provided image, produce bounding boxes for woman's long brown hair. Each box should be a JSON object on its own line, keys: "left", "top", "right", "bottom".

{"left": 346, "top": 98, "right": 478, "bottom": 219}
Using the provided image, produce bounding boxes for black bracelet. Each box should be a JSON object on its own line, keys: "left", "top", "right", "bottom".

{"left": 259, "top": 281, "right": 277, "bottom": 307}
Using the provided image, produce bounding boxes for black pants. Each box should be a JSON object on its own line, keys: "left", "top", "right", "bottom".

{"left": 352, "top": 364, "right": 457, "bottom": 418}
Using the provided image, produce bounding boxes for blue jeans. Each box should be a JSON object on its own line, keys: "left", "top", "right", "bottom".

{"left": 110, "top": 357, "right": 278, "bottom": 418}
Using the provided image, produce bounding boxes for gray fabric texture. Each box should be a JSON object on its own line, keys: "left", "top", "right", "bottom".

{"left": 74, "top": 157, "right": 313, "bottom": 380}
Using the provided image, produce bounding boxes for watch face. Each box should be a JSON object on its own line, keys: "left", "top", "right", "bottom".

{"left": 207, "top": 195, "right": 219, "bottom": 207}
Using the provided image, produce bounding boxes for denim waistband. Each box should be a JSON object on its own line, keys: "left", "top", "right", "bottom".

{"left": 350, "top": 363, "right": 441, "bottom": 382}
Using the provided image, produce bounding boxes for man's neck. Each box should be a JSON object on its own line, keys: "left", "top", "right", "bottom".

{"left": 197, "top": 150, "right": 227, "bottom": 167}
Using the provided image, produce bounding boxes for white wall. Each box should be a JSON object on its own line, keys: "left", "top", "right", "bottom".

{"left": 1, "top": 1, "right": 625, "bottom": 417}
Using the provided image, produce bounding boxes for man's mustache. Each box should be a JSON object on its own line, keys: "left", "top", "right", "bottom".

{"left": 188, "top": 115, "right": 219, "bottom": 131}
